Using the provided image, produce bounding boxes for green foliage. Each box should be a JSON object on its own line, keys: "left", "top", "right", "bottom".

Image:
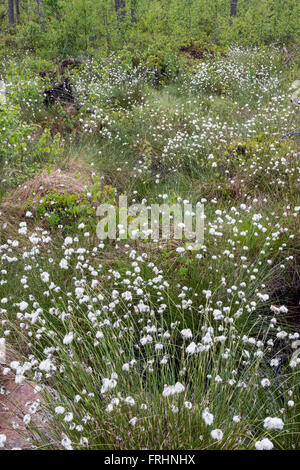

{"left": 0, "top": 105, "right": 60, "bottom": 163}
{"left": 17, "top": 21, "right": 45, "bottom": 51}
{"left": 5, "top": 68, "right": 46, "bottom": 118}
{"left": 0, "top": 31, "right": 299, "bottom": 451}
{"left": 35, "top": 189, "right": 97, "bottom": 230}
{"left": 0, "top": 103, "right": 63, "bottom": 196}
{"left": 0, "top": 0, "right": 299, "bottom": 60}
{"left": 227, "top": 0, "right": 300, "bottom": 45}
{"left": 43, "top": 0, "right": 99, "bottom": 58}
{"left": 0, "top": 2, "right": 299, "bottom": 450}
{"left": 34, "top": 182, "right": 116, "bottom": 232}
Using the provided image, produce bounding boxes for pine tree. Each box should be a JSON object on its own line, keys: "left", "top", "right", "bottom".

{"left": 8, "top": 0, "right": 14, "bottom": 26}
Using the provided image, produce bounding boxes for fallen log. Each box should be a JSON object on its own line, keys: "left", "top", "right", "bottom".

{"left": 43, "top": 77, "right": 75, "bottom": 107}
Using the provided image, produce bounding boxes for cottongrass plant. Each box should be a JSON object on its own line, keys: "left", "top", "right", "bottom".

{"left": 0, "top": 46, "right": 299, "bottom": 450}
{"left": 0, "top": 225, "right": 299, "bottom": 450}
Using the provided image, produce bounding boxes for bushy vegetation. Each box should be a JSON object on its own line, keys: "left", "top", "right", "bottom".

{"left": 0, "top": 0, "right": 299, "bottom": 60}
{"left": 0, "top": 0, "right": 299, "bottom": 452}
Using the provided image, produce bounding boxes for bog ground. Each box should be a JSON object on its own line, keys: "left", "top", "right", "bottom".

{"left": 0, "top": 0, "right": 300, "bottom": 452}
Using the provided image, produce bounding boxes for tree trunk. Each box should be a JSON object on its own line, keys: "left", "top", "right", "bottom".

{"left": 213, "top": 0, "right": 218, "bottom": 43}
{"left": 115, "top": 0, "right": 126, "bottom": 22}
{"left": 131, "top": 1, "right": 137, "bottom": 23}
{"left": 8, "top": 0, "right": 14, "bottom": 26}
{"left": 230, "top": 0, "right": 238, "bottom": 25}
{"left": 15, "top": 0, "right": 20, "bottom": 21}
{"left": 37, "top": 0, "right": 42, "bottom": 24}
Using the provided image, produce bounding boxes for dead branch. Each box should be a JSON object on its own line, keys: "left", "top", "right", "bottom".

{"left": 282, "top": 47, "right": 295, "bottom": 66}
